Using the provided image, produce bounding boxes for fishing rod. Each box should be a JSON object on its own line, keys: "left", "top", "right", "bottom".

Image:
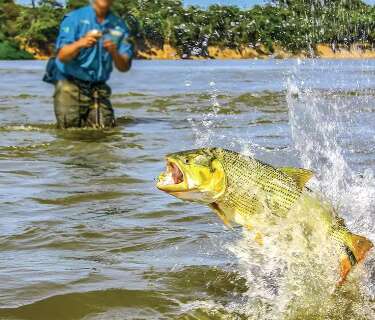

{"left": 93, "top": 88, "right": 101, "bottom": 128}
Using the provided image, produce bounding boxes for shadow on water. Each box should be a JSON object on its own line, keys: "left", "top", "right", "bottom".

{"left": 31, "top": 191, "right": 127, "bottom": 206}
{"left": 0, "top": 289, "right": 178, "bottom": 320}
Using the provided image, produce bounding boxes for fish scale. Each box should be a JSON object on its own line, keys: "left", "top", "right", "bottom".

{"left": 211, "top": 148, "right": 302, "bottom": 217}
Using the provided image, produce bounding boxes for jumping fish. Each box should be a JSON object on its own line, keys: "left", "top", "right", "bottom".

{"left": 156, "top": 148, "right": 373, "bottom": 284}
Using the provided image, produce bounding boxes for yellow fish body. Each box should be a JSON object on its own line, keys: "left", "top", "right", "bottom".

{"left": 156, "top": 148, "right": 373, "bottom": 283}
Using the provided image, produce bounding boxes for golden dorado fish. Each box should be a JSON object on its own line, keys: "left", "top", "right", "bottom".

{"left": 156, "top": 147, "right": 373, "bottom": 284}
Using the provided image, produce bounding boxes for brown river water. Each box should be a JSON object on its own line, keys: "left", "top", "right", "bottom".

{"left": 0, "top": 60, "right": 374, "bottom": 319}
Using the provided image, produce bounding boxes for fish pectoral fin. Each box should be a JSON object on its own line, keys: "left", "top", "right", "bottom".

{"left": 279, "top": 167, "right": 314, "bottom": 189}
{"left": 209, "top": 203, "right": 232, "bottom": 229}
{"left": 254, "top": 232, "right": 264, "bottom": 246}
{"left": 245, "top": 224, "right": 254, "bottom": 231}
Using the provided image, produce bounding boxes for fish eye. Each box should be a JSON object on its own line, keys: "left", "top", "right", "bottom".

{"left": 184, "top": 158, "right": 190, "bottom": 164}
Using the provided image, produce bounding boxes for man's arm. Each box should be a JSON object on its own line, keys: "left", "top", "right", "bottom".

{"left": 103, "top": 40, "right": 131, "bottom": 72}
{"left": 58, "top": 35, "right": 98, "bottom": 63}
{"left": 112, "top": 51, "right": 131, "bottom": 72}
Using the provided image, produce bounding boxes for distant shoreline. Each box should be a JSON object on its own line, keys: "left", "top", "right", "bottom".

{"left": 15, "top": 43, "right": 375, "bottom": 61}
{"left": 3, "top": 0, "right": 375, "bottom": 63}
{"left": 137, "top": 44, "right": 375, "bottom": 60}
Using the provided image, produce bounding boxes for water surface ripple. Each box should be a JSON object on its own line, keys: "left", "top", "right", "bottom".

{"left": 0, "top": 60, "right": 374, "bottom": 319}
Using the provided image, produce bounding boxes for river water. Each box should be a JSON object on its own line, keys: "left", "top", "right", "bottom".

{"left": 0, "top": 60, "right": 374, "bottom": 319}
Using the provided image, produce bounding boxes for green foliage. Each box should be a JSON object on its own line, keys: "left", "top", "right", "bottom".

{"left": 66, "top": 0, "right": 89, "bottom": 10}
{"left": 0, "top": 40, "right": 34, "bottom": 59}
{"left": 16, "top": 1, "right": 64, "bottom": 48}
{"left": 0, "top": 0, "right": 374, "bottom": 59}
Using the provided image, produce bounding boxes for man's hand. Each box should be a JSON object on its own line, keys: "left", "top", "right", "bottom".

{"left": 103, "top": 40, "right": 118, "bottom": 55}
{"left": 77, "top": 35, "right": 98, "bottom": 49}
{"left": 103, "top": 39, "right": 131, "bottom": 72}
{"left": 58, "top": 33, "right": 98, "bottom": 62}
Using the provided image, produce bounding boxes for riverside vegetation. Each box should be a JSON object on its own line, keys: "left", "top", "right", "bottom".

{"left": 0, "top": 0, "right": 375, "bottom": 60}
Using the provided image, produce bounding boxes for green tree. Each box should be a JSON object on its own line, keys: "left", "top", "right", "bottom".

{"left": 0, "top": 0, "right": 374, "bottom": 59}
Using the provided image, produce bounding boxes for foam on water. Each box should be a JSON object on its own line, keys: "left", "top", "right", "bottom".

{"left": 185, "top": 63, "right": 375, "bottom": 319}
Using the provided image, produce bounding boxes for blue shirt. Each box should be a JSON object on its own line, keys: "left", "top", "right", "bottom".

{"left": 55, "top": 6, "right": 133, "bottom": 83}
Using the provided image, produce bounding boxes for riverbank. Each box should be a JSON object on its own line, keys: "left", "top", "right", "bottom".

{"left": 137, "top": 43, "right": 375, "bottom": 60}
{"left": 0, "top": 41, "right": 34, "bottom": 60}
{"left": 2, "top": 0, "right": 375, "bottom": 62}
{"left": 3, "top": 43, "right": 375, "bottom": 61}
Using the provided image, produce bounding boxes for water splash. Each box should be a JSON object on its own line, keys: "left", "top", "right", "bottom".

{"left": 188, "top": 81, "right": 224, "bottom": 147}
{"left": 287, "top": 77, "right": 375, "bottom": 241}
{"left": 188, "top": 82, "right": 258, "bottom": 157}
{"left": 185, "top": 62, "right": 375, "bottom": 319}
{"left": 286, "top": 64, "right": 375, "bottom": 313}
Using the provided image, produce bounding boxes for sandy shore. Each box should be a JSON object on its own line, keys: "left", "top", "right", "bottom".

{"left": 137, "top": 43, "right": 375, "bottom": 60}
{"left": 23, "top": 43, "right": 375, "bottom": 60}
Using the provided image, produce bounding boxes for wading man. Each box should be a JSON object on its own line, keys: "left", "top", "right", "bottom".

{"left": 51, "top": 0, "right": 133, "bottom": 128}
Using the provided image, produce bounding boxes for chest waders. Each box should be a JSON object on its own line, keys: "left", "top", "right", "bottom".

{"left": 75, "top": 80, "right": 108, "bottom": 128}
{"left": 53, "top": 78, "right": 115, "bottom": 129}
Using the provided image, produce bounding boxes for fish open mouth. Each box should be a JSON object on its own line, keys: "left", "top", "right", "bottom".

{"left": 170, "top": 162, "right": 184, "bottom": 184}
{"left": 157, "top": 160, "right": 185, "bottom": 187}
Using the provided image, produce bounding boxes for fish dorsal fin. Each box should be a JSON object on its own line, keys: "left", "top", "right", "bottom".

{"left": 279, "top": 167, "right": 314, "bottom": 189}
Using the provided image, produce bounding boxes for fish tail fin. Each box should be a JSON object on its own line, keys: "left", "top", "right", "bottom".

{"left": 332, "top": 228, "right": 373, "bottom": 285}
{"left": 338, "top": 254, "right": 352, "bottom": 286}
{"left": 346, "top": 233, "right": 373, "bottom": 263}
